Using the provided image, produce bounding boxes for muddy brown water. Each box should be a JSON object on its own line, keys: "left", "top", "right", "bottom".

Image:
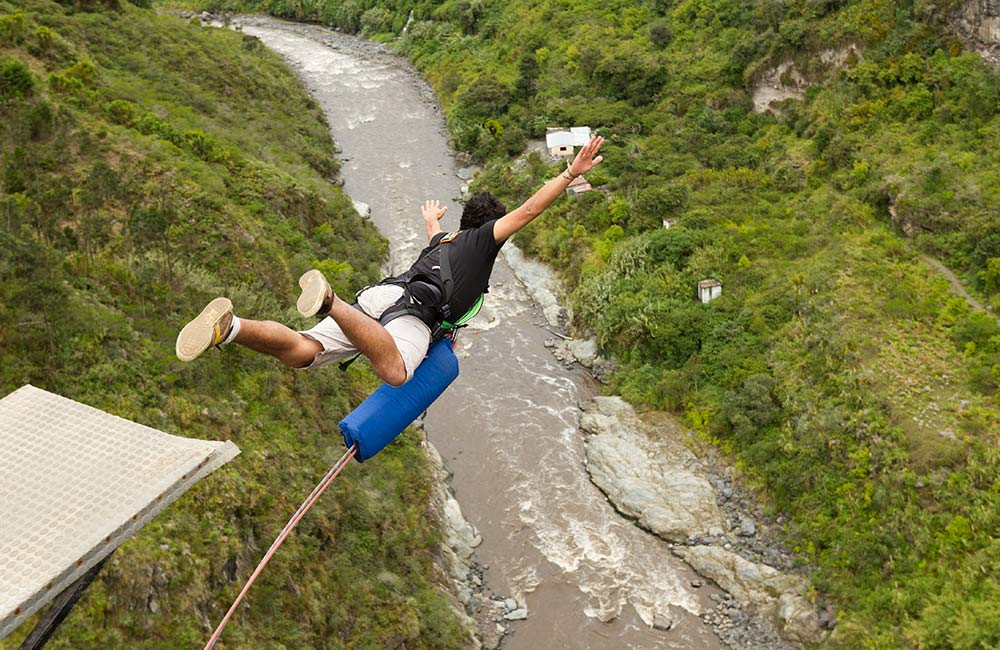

{"left": 235, "top": 18, "right": 723, "bottom": 649}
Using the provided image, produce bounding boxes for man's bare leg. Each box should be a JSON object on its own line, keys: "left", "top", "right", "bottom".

{"left": 325, "top": 295, "right": 408, "bottom": 386}
{"left": 295, "top": 269, "right": 408, "bottom": 385}
{"left": 233, "top": 319, "right": 323, "bottom": 369}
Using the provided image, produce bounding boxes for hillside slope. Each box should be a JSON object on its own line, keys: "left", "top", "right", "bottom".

{"left": 0, "top": 1, "right": 468, "bottom": 647}
{"left": 182, "top": 0, "right": 1000, "bottom": 647}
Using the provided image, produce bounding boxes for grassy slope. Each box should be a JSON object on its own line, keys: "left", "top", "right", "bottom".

{"left": 0, "top": 2, "right": 467, "bottom": 647}
{"left": 179, "top": 0, "right": 1000, "bottom": 647}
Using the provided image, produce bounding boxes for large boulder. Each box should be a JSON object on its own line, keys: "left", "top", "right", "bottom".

{"left": 580, "top": 397, "right": 725, "bottom": 543}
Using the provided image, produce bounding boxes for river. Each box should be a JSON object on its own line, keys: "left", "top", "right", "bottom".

{"left": 235, "top": 18, "right": 725, "bottom": 649}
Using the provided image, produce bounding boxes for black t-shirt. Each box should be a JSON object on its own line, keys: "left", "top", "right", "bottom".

{"left": 411, "top": 219, "right": 503, "bottom": 319}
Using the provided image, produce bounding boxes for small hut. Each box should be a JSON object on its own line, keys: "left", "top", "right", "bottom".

{"left": 565, "top": 175, "right": 592, "bottom": 198}
{"left": 546, "top": 126, "right": 592, "bottom": 157}
{"left": 662, "top": 218, "right": 676, "bottom": 229}
{"left": 698, "top": 279, "right": 722, "bottom": 303}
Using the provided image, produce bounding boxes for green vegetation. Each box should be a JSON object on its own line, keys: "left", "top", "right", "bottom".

{"left": 183, "top": 0, "right": 1000, "bottom": 646}
{"left": 0, "top": 1, "right": 468, "bottom": 647}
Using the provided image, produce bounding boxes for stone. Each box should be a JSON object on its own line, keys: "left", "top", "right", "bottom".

{"left": 953, "top": 0, "right": 1000, "bottom": 65}
{"left": 566, "top": 338, "right": 599, "bottom": 367}
{"left": 778, "top": 592, "right": 824, "bottom": 644}
{"left": 504, "top": 608, "right": 528, "bottom": 621}
{"left": 652, "top": 613, "right": 673, "bottom": 631}
{"left": 549, "top": 337, "right": 601, "bottom": 368}
{"left": 818, "top": 605, "right": 837, "bottom": 629}
{"left": 483, "top": 625, "right": 504, "bottom": 650}
{"left": 456, "top": 165, "right": 479, "bottom": 181}
{"left": 739, "top": 518, "right": 757, "bottom": 537}
{"left": 352, "top": 200, "right": 370, "bottom": 218}
{"left": 750, "top": 44, "right": 862, "bottom": 113}
{"left": 504, "top": 598, "right": 517, "bottom": 612}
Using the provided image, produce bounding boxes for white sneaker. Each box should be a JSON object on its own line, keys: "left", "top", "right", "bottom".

{"left": 176, "top": 297, "right": 234, "bottom": 362}
{"left": 296, "top": 269, "right": 334, "bottom": 317}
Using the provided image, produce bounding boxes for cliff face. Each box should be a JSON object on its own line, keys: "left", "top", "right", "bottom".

{"left": 953, "top": 0, "right": 1000, "bottom": 63}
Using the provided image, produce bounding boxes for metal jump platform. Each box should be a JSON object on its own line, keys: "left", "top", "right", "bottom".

{"left": 0, "top": 385, "right": 240, "bottom": 647}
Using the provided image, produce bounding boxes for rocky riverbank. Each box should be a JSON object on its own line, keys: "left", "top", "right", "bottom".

{"left": 420, "top": 421, "right": 531, "bottom": 650}
{"left": 502, "top": 243, "right": 834, "bottom": 648}
{"left": 580, "top": 397, "right": 829, "bottom": 646}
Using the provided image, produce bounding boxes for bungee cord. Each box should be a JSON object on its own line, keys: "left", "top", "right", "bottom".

{"left": 203, "top": 443, "right": 358, "bottom": 649}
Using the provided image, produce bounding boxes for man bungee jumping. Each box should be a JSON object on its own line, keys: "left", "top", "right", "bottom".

{"left": 175, "top": 136, "right": 605, "bottom": 384}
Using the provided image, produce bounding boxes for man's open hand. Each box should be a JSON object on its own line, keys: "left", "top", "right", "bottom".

{"left": 569, "top": 136, "right": 605, "bottom": 177}
{"left": 421, "top": 199, "right": 448, "bottom": 222}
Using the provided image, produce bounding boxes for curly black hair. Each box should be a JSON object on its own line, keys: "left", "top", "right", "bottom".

{"left": 460, "top": 192, "right": 507, "bottom": 230}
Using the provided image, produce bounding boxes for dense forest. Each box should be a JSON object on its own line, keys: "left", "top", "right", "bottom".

{"left": 182, "top": 0, "right": 997, "bottom": 647}
{"left": 0, "top": 1, "right": 469, "bottom": 647}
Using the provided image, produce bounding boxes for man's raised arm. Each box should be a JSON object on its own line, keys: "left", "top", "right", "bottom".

{"left": 421, "top": 199, "right": 448, "bottom": 242}
{"left": 493, "top": 136, "right": 605, "bottom": 245}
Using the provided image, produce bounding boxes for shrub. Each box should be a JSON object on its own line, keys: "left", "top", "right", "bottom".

{"left": 48, "top": 72, "right": 83, "bottom": 94}
{"left": 952, "top": 312, "right": 1000, "bottom": 350}
{"left": 360, "top": 7, "right": 393, "bottom": 34}
{"left": 183, "top": 129, "right": 229, "bottom": 163}
{"left": 105, "top": 98, "right": 138, "bottom": 126}
{"left": 635, "top": 183, "right": 689, "bottom": 221}
{"left": 647, "top": 227, "right": 698, "bottom": 268}
{"left": 0, "top": 58, "right": 35, "bottom": 99}
{"left": 27, "top": 101, "right": 54, "bottom": 139}
{"left": 0, "top": 12, "right": 29, "bottom": 46}
{"left": 453, "top": 75, "right": 511, "bottom": 121}
{"left": 648, "top": 20, "right": 673, "bottom": 48}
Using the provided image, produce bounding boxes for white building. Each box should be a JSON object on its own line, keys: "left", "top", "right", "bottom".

{"left": 546, "top": 126, "right": 592, "bottom": 157}
{"left": 698, "top": 279, "right": 722, "bottom": 303}
{"left": 662, "top": 218, "right": 676, "bottom": 229}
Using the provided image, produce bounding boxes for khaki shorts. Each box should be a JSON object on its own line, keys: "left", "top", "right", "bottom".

{"left": 299, "top": 284, "right": 431, "bottom": 383}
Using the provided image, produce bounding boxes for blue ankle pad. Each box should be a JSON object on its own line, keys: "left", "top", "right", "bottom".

{"left": 339, "top": 339, "right": 460, "bottom": 462}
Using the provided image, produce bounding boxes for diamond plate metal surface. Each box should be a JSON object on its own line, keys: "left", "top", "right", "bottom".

{"left": 0, "top": 385, "right": 240, "bottom": 640}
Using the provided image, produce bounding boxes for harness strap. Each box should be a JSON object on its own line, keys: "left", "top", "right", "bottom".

{"left": 441, "top": 293, "right": 484, "bottom": 329}
{"left": 338, "top": 352, "right": 363, "bottom": 372}
{"left": 438, "top": 239, "right": 454, "bottom": 315}
{"left": 353, "top": 231, "right": 485, "bottom": 344}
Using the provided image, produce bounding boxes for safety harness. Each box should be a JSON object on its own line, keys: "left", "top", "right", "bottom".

{"left": 339, "top": 231, "right": 484, "bottom": 371}
{"left": 379, "top": 230, "right": 486, "bottom": 335}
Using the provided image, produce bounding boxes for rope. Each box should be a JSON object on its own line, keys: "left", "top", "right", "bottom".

{"left": 203, "top": 443, "right": 358, "bottom": 650}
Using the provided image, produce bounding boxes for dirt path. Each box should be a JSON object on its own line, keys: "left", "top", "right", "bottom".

{"left": 921, "top": 255, "right": 996, "bottom": 319}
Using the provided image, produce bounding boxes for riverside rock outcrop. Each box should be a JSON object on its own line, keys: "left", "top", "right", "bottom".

{"left": 580, "top": 396, "right": 725, "bottom": 542}
{"left": 672, "top": 545, "right": 824, "bottom": 645}
{"left": 500, "top": 244, "right": 562, "bottom": 327}
{"left": 423, "top": 427, "right": 512, "bottom": 650}
{"left": 579, "top": 397, "right": 827, "bottom": 646}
